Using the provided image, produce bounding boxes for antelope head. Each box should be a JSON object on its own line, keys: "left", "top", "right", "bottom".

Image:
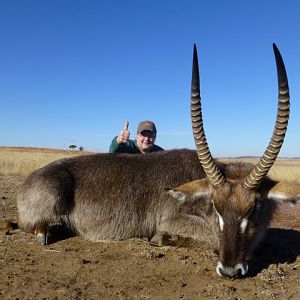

{"left": 172, "top": 44, "right": 292, "bottom": 277}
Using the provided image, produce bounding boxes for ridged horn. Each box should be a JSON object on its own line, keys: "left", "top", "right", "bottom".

{"left": 243, "top": 44, "right": 290, "bottom": 189}
{"left": 191, "top": 44, "right": 226, "bottom": 187}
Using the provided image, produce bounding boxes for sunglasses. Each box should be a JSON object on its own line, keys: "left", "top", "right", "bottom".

{"left": 139, "top": 131, "right": 155, "bottom": 138}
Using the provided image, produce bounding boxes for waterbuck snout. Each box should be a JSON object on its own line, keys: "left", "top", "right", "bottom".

{"left": 212, "top": 182, "right": 271, "bottom": 277}
{"left": 17, "top": 43, "right": 299, "bottom": 278}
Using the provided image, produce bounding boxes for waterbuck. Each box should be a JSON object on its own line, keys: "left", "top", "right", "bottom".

{"left": 17, "top": 44, "right": 299, "bottom": 277}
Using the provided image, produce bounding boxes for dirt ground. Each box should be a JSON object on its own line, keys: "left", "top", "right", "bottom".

{"left": 1, "top": 174, "right": 300, "bottom": 300}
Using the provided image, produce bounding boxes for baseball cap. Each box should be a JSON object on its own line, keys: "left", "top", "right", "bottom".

{"left": 137, "top": 120, "right": 157, "bottom": 134}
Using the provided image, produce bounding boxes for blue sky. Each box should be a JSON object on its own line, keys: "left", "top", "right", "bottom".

{"left": 1, "top": 0, "right": 299, "bottom": 157}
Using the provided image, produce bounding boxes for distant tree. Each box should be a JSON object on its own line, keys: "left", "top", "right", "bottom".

{"left": 79, "top": 146, "right": 84, "bottom": 151}
{"left": 69, "top": 144, "right": 77, "bottom": 150}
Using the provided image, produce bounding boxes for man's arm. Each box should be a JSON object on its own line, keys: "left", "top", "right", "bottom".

{"left": 109, "top": 136, "right": 138, "bottom": 153}
{"left": 109, "top": 136, "right": 122, "bottom": 153}
{"left": 109, "top": 121, "right": 132, "bottom": 153}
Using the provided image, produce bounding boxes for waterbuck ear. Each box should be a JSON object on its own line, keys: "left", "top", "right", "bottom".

{"left": 165, "top": 179, "right": 211, "bottom": 202}
{"left": 264, "top": 181, "right": 300, "bottom": 204}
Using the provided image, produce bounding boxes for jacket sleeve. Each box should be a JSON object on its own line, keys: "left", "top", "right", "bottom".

{"left": 109, "top": 136, "right": 121, "bottom": 153}
{"left": 109, "top": 136, "right": 137, "bottom": 153}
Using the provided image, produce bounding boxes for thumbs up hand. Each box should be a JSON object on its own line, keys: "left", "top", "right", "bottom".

{"left": 117, "top": 121, "right": 131, "bottom": 144}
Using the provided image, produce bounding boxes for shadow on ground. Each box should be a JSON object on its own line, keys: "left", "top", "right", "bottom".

{"left": 248, "top": 228, "right": 300, "bottom": 277}
{"left": 47, "top": 224, "right": 76, "bottom": 244}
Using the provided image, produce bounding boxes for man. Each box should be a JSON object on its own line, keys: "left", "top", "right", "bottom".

{"left": 109, "top": 120, "right": 164, "bottom": 154}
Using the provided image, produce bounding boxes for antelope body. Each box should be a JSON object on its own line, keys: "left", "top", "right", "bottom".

{"left": 17, "top": 44, "right": 299, "bottom": 277}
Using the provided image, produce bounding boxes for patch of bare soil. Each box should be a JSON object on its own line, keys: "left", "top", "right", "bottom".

{"left": 1, "top": 174, "right": 300, "bottom": 299}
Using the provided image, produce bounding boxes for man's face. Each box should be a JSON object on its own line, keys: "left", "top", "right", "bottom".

{"left": 136, "top": 130, "right": 156, "bottom": 153}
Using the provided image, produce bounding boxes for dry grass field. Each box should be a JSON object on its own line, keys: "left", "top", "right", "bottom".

{"left": 0, "top": 147, "right": 299, "bottom": 299}
{"left": 267, "top": 159, "right": 300, "bottom": 183}
{"left": 0, "top": 146, "right": 93, "bottom": 176}
{"left": 220, "top": 157, "right": 300, "bottom": 183}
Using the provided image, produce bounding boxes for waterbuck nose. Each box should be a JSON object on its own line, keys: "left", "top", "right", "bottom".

{"left": 216, "top": 261, "right": 248, "bottom": 277}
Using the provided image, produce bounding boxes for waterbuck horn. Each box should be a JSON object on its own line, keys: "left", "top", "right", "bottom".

{"left": 191, "top": 44, "right": 226, "bottom": 187}
{"left": 243, "top": 43, "right": 290, "bottom": 189}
